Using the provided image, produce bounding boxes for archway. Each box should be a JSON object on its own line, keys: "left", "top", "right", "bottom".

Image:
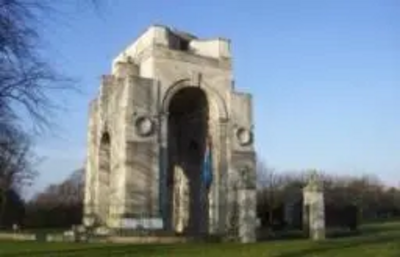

{"left": 98, "top": 132, "right": 111, "bottom": 223}
{"left": 167, "top": 87, "right": 209, "bottom": 235}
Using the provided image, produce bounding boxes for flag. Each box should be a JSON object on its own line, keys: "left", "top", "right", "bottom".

{"left": 201, "top": 136, "right": 213, "bottom": 189}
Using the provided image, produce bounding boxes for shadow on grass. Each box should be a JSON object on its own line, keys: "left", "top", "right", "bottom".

{"left": 328, "top": 222, "right": 400, "bottom": 238}
{"left": 3, "top": 222, "right": 400, "bottom": 257}
{"left": 0, "top": 243, "right": 175, "bottom": 257}
{"left": 257, "top": 228, "right": 361, "bottom": 241}
{"left": 361, "top": 222, "right": 400, "bottom": 234}
{"left": 257, "top": 229, "right": 305, "bottom": 242}
{"left": 258, "top": 221, "right": 400, "bottom": 242}
{"left": 277, "top": 233, "right": 400, "bottom": 257}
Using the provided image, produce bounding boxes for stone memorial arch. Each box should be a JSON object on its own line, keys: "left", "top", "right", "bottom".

{"left": 83, "top": 25, "right": 257, "bottom": 241}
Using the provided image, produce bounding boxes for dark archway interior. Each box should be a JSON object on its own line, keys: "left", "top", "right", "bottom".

{"left": 167, "top": 87, "right": 209, "bottom": 235}
{"left": 99, "top": 132, "right": 111, "bottom": 223}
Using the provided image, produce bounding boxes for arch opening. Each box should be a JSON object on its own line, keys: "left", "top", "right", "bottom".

{"left": 166, "top": 87, "right": 209, "bottom": 235}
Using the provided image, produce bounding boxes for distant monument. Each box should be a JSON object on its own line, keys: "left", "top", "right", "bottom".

{"left": 83, "top": 25, "right": 257, "bottom": 242}
{"left": 303, "top": 171, "right": 326, "bottom": 240}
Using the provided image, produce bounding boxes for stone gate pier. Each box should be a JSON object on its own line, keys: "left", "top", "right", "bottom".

{"left": 83, "top": 25, "right": 257, "bottom": 242}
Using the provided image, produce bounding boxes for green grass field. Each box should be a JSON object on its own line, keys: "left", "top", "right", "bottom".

{"left": 0, "top": 222, "right": 399, "bottom": 257}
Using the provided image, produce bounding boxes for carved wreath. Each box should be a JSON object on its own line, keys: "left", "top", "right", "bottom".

{"left": 236, "top": 127, "right": 253, "bottom": 146}
{"left": 134, "top": 116, "right": 155, "bottom": 137}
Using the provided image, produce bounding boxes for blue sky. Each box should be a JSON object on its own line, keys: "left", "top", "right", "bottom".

{"left": 30, "top": 0, "right": 400, "bottom": 195}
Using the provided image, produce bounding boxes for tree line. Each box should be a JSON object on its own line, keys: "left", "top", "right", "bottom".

{"left": 257, "top": 161, "right": 400, "bottom": 233}
{"left": 0, "top": 163, "right": 399, "bottom": 231}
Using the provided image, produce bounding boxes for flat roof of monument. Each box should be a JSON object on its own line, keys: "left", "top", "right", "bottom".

{"left": 152, "top": 24, "right": 198, "bottom": 40}
{"left": 134, "top": 24, "right": 231, "bottom": 43}
{"left": 111, "top": 24, "right": 232, "bottom": 70}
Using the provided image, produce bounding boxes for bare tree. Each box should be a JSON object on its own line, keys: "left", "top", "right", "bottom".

{"left": 256, "top": 160, "right": 286, "bottom": 227}
{"left": 0, "top": 0, "right": 101, "bottom": 226}
{"left": 25, "top": 168, "right": 84, "bottom": 228}
{"left": 0, "top": 128, "right": 38, "bottom": 226}
{"left": 0, "top": 0, "right": 69, "bottom": 132}
{"left": 0, "top": 0, "right": 103, "bottom": 133}
{"left": 33, "top": 168, "right": 84, "bottom": 206}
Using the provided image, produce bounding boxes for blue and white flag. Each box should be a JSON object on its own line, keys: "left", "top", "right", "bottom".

{"left": 201, "top": 136, "right": 213, "bottom": 189}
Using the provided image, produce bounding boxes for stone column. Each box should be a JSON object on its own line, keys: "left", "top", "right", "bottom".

{"left": 159, "top": 112, "right": 170, "bottom": 231}
{"left": 238, "top": 189, "right": 256, "bottom": 243}
{"left": 173, "top": 166, "right": 189, "bottom": 233}
{"left": 303, "top": 172, "right": 325, "bottom": 241}
{"left": 238, "top": 166, "right": 257, "bottom": 243}
{"left": 217, "top": 119, "right": 229, "bottom": 235}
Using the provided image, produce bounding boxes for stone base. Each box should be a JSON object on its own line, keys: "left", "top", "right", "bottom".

{"left": 310, "top": 228, "right": 325, "bottom": 241}
{"left": 106, "top": 236, "right": 189, "bottom": 244}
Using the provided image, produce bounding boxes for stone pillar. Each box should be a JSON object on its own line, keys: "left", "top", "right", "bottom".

{"left": 303, "top": 172, "right": 325, "bottom": 241}
{"left": 238, "top": 189, "right": 256, "bottom": 243}
{"left": 173, "top": 166, "right": 189, "bottom": 233}
{"left": 217, "top": 119, "right": 229, "bottom": 234}
{"left": 238, "top": 166, "right": 257, "bottom": 243}
{"left": 159, "top": 112, "right": 170, "bottom": 231}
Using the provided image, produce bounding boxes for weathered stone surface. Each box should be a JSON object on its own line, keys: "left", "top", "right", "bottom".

{"left": 84, "top": 25, "right": 256, "bottom": 241}
{"left": 238, "top": 189, "right": 257, "bottom": 243}
{"left": 303, "top": 172, "right": 326, "bottom": 240}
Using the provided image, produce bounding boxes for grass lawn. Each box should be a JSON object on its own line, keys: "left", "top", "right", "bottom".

{"left": 0, "top": 222, "right": 399, "bottom": 257}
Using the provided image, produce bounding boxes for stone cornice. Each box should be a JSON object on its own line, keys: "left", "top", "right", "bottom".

{"left": 134, "top": 45, "right": 232, "bottom": 70}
